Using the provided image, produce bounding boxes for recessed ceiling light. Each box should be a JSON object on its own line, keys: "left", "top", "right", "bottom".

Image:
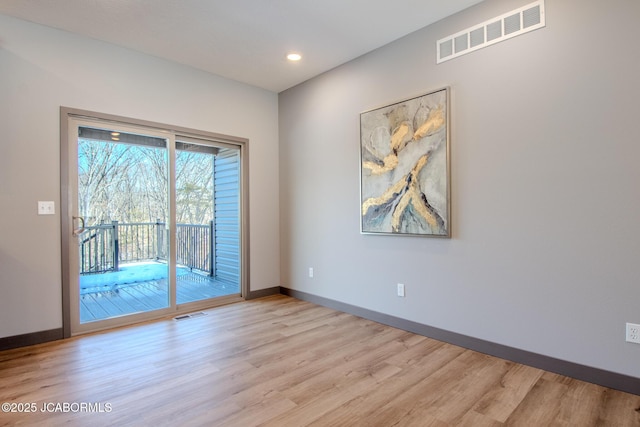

{"left": 287, "top": 53, "right": 302, "bottom": 61}
{"left": 111, "top": 132, "right": 120, "bottom": 136}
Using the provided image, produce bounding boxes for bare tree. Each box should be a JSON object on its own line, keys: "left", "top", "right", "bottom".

{"left": 78, "top": 139, "right": 215, "bottom": 226}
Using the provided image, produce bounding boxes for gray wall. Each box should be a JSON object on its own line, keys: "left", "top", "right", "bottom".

{"left": 0, "top": 14, "right": 280, "bottom": 338}
{"left": 279, "top": 0, "right": 640, "bottom": 377}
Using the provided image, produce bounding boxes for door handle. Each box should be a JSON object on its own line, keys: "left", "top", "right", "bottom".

{"left": 72, "top": 216, "right": 85, "bottom": 236}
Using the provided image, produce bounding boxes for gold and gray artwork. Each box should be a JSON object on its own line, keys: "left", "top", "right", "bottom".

{"left": 360, "top": 88, "right": 449, "bottom": 236}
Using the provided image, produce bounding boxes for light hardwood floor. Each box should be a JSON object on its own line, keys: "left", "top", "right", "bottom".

{"left": 1, "top": 295, "right": 638, "bottom": 426}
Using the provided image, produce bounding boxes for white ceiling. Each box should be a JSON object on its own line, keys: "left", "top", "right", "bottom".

{"left": 0, "top": 0, "right": 484, "bottom": 92}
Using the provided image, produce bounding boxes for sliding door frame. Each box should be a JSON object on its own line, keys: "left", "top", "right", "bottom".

{"left": 60, "top": 107, "right": 250, "bottom": 337}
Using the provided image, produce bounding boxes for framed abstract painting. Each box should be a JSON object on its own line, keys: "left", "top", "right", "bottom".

{"left": 360, "top": 87, "right": 450, "bottom": 237}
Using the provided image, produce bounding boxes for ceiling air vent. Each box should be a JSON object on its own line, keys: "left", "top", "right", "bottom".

{"left": 437, "top": 0, "right": 545, "bottom": 64}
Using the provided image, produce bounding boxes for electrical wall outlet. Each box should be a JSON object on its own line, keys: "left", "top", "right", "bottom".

{"left": 38, "top": 201, "right": 55, "bottom": 215}
{"left": 308, "top": 267, "right": 314, "bottom": 278}
{"left": 626, "top": 323, "right": 640, "bottom": 344}
{"left": 397, "top": 283, "right": 405, "bottom": 297}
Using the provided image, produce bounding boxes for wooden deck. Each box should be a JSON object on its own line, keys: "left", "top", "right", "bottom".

{"left": 80, "top": 271, "right": 239, "bottom": 323}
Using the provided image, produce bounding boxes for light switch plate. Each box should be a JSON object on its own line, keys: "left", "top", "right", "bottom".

{"left": 38, "top": 201, "right": 55, "bottom": 215}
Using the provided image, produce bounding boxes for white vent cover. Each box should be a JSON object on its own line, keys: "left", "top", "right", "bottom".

{"left": 437, "top": 1, "right": 545, "bottom": 63}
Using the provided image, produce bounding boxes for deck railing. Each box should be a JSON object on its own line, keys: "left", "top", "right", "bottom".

{"left": 176, "top": 224, "right": 213, "bottom": 276}
{"left": 79, "top": 224, "right": 116, "bottom": 274}
{"left": 79, "top": 220, "right": 215, "bottom": 275}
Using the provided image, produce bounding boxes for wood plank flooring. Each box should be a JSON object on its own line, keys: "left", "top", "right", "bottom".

{"left": 1, "top": 295, "right": 638, "bottom": 426}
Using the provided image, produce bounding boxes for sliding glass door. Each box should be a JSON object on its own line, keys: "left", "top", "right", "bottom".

{"left": 63, "top": 111, "right": 245, "bottom": 335}
{"left": 75, "top": 125, "right": 171, "bottom": 323}
{"left": 175, "top": 140, "right": 241, "bottom": 304}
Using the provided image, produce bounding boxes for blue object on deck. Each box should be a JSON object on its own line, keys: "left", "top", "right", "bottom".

{"left": 80, "top": 262, "right": 188, "bottom": 294}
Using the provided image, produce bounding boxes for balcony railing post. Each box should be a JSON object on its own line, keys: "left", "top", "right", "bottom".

{"left": 156, "top": 219, "right": 164, "bottom": 261}
{"left": 166, "top": 227, "right": 170, "bottom": 263}
{"left": 209, "top": 219, "right": 215, "bottom": 277}
{"left": 112, "top": 220, "right": 119, "bottom": 272}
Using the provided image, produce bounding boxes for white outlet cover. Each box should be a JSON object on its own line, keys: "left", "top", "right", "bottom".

{"left": 626, "top": 323, "right": 640, "bottom": 344}
{"left": 38, "top": 201, "right": 55, "bottom": 215}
